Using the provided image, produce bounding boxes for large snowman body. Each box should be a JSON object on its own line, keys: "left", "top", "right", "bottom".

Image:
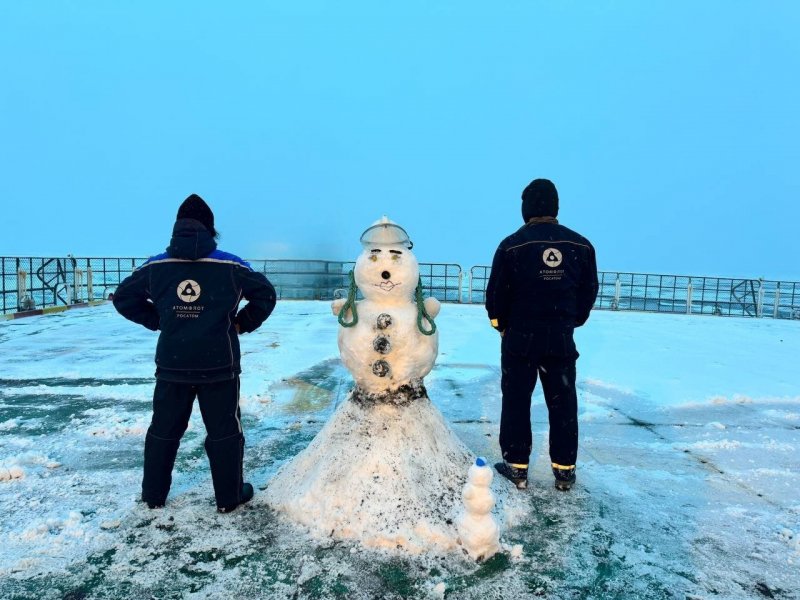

{"left": 338, "top": 244, "right": 438, "bottom": 398}
{"left": 266, "top": 218, "right": 483, "bottom": 555}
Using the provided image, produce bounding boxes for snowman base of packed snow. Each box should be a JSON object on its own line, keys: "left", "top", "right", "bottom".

{"left": 266, "top": 218, "right": 500, "bottom": 555}
{"left": 265, "top": 391, "right": 475, "bottom": 554}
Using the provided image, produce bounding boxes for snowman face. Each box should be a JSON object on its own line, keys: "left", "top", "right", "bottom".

{"left": 355, "top": 245, "right": 419, "bottom": 302}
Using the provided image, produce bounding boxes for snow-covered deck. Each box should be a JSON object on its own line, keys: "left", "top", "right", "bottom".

{"left": 1, "top": 303, "right": 798, "bottom": 599}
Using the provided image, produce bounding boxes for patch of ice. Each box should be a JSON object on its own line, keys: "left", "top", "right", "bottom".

{"left": 79, "top": 408, "right": 150, "bottom": 438}
{"left": 85, "top": 423, "right": 148, "bottom": 438}
{"left": 752, "top": 468, "right": 794, "bottom": 477}
{"left": 679, "top": 394, "right": 800, "bottom": 409}
{"left": 582, "top": 378, "right": 635, "bottom": 396}
{"left": 763, "top": 440, "right": 796, "bottom": 452}
{"left": 15, "top": 511, "right": 85, "bottom": 543}
{"left": 685, "top": 439, "right": 742, "bottom": 451}
{"left": 296, "top": 558, "right": 322, "bottom": 585}
{"left": 0, "top": 419, "right": 19, "bottom": 431}
{"left": 8, "top": 558, "right": 39, "bottom": 574}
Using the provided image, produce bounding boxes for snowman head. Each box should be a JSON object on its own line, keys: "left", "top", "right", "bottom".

{"left": 354, "top": 217, "right": 419, "bottom": 303}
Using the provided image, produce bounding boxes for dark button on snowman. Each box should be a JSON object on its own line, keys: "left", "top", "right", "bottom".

{"left": 332, "top": 217, "right": 440, "bottom": 399}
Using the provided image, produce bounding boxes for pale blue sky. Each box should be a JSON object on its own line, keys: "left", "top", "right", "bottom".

{"left": 1, "top": 1, "right": 798, "bottom": 279}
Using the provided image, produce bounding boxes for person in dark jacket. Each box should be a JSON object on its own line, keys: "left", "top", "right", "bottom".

{"left": 113, "top": 194, "right": 276, "bottom": 512}
{"left": 486, "top": 179, "right": 598, "bottom": 491}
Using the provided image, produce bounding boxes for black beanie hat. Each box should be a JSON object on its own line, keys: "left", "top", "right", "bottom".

{"left": 177, "top": 194, "right": 216, "bottom": 235}
{"left": 521, "top": 179, "right": 559, "bottom": 221}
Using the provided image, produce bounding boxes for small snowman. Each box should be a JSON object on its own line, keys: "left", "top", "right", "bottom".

{"left": 332, "top": 216, "right": 441, "bottom": 400}
{"left": 457, "top": 457, "right": 501, "bottom": 561}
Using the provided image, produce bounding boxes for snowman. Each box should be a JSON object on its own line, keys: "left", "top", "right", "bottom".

{"left": 265, "top": 218, "right": 504, "bottom": 556}
{"left": 332, "top": 216, "right": 441, "bottom": 400}
{"left": 457, "top": 457, "right": 501, "bottom": 561}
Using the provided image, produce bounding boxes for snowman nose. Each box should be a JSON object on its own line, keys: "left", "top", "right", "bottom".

{"left": 381, "top": 271, "right": 391, "bottom": 280}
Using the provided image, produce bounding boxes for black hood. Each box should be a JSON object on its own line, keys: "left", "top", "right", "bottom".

{"left": 167, "top": 218, "right": 217, "bottom": 260}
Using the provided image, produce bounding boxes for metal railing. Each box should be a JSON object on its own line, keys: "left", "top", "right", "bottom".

{"left": 2, "top": 255, "right": 798, "bottom": 320}
{"left": 248, "top": 260, "right": 352, "bottom": 301}
{"left": 1, "top": 257, "right": 463, "bottom": 313}
{"left": 1, "top": 256, "right": 147, "bottom": 314}
{"left": 468, "top": 266, "right": 800, "bottom": 320}
{"left": 248, "top": 260, "right": 462, "bottom": 302}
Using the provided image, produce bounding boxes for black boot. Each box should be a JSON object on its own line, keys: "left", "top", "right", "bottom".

{"left": 552, "top": 465, "right": 576, "bottom": 491}
{"left": 141, "top": 433, "right": 181, "bottom": 508}
{"left": 217, "top": 482, "right": 254, "bottom": 514}
{"left": 495, "top": 461, "right": 528, "bottom": 490}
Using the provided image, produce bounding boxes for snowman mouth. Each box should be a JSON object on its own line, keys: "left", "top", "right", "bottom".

{"left": 374, "top": 281, "right": 401, "bottom": 292}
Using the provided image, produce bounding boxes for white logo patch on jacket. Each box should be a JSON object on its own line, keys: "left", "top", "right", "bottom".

{"left": 177, "top": 280, "right": 201, "bottom": 302}
{"left": 543, "top": 248, "right": 563, "bottom": 268}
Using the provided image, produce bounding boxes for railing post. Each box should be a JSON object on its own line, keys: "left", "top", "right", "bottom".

{"left": 756, "top": 278, "right": 764, "bottom": 318}
{"left": 457, "top": 270, "right": 464, "bottom": 304}
{"left": 611, "top": 276, "right": 621, "bottom": 310}
{"left": 17, "top": 269, "right": 34, "bottom": 311}
{"left": 774, "top": 285, "right": 781, "bottom": 319}
{"left": 687, "top": 281, "right": 693, "bottom": 315}
{"left": 74, "top": 268, "right": 84, "bottom": 303}
{"left": 87, "top": 267, "right": 94, "bottom": 302}
{"left": 17, "top": 269, "right": 26, "bottom": 307}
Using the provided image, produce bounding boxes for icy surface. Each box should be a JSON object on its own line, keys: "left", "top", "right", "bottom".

{"left": 1, "top": 303, "right": 799, "bottom": 599}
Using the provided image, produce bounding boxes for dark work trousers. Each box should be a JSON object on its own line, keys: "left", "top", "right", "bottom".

{"left": 499, "top": 327, "right": 579, "bottom": 467}
{"left": 142, "top": 376, "right": 244, "bottom": 508}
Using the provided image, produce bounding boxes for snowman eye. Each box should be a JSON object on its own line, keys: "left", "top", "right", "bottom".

{"left": 391, "top": 254, "right": 400, "bottom": 261}
{"left": 369, "top": 254, "right": 378, "bottom": 262}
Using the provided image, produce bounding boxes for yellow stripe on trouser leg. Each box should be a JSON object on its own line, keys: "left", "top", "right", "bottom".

{"left": 509, "top": 463, "right": 528, "bottom": 469}
{"left": 552, "top": 463, "right": 575, "bottom": 470}
{"left": 490, "top": 319, "right": 499, "bottom": 328}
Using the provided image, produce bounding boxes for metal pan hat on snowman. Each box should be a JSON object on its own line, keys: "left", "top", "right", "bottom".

{"left": 358, "top": 216, "right": 413, "bottom": 249}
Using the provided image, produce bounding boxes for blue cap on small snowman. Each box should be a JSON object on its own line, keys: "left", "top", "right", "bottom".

{"left": 475, "top": 457, "right": 487, "bottom": 467}
{"left": 360, "top": 216, "right": 413, "bottom": 249}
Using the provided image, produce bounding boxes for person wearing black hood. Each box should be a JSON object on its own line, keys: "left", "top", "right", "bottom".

{"left": 486, "top": 179, "right": 598, "bottom": 491}
{"left": 113, "top": 194, "right": 276, "bottom": 513}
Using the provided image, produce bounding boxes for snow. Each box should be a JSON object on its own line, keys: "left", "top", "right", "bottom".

{"left": 456, "top": 458, "right": 501, "bottom": 560}
{"left": 0, "top": 302, "right": 799, "bottom": 599}
{"left": 266, "top": 396, "right": 478, "bottom": 554}
{"left": 334, "top": 218, "right": 440, "bottom": 394}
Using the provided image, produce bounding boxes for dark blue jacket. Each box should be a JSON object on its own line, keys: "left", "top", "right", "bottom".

{"left": 113, "top": 219, "right": 277, "bottom": 383}
{"left": 485, "top": 221, "right": 598, "bottom": 333}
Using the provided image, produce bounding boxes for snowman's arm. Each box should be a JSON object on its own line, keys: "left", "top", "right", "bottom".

{"left": 424, "top": 296, "right": 441, "bottom": 319}
{"left": 331, "top": 298, "right": 346, "bottom": 317}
